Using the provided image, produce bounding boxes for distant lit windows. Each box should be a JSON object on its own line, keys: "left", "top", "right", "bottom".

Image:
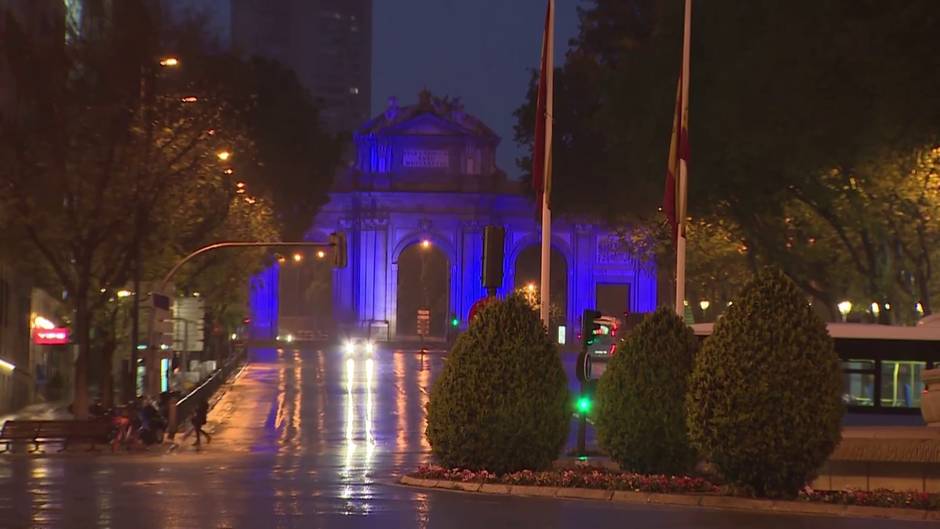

{"left": 349, "top": 87, "right": 359, "bottom": 95}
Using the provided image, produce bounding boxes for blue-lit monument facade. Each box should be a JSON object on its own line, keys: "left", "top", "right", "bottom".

{"left": 250, "top": 92, "right": 656, "bottom": 341}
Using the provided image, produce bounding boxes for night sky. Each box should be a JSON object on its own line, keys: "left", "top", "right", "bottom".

{"left": 167, "top": 0, "right": 582, "bottom": 179}
{"left": 374, "top": 0, "right": 580, "bottom": 179}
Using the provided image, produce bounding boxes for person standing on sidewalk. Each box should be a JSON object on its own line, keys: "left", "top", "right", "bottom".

{"left": 192, "top": 398, "right": 211, "bottom": 447}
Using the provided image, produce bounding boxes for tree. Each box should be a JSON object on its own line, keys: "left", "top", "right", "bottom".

{"left": 173, "top": 192, "right": 279, "bottom": 356}
{"left": 426, "top": 294, "right": 569, "bottom": 474}
{"left": 166, "top": 15, "right": 344, "bottom": 241}
{"left": 0, "top": 2, "right": 247, "bottom": 415}
{"left": 595, "top": 307, "right": 698, "bottom": 474}
{"left": 515, "top": 0, "right": 940, "bottom": 315}
{"left": 686, "top": 268, "right": 843, "bottom": 497}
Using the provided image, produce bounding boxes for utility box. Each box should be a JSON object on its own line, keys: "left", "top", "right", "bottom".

{"left": 921, "top": 368, "right": 940, "bottom": 426}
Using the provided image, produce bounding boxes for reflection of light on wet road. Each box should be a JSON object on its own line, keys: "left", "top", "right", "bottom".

{"left": 366, "top": 357, "right": 376, "bottom": 462}
{"left": 344, "top": 357, "right": 355, "bottom": 473}
{"left": 395, "top": 352, "right": 407, "bottom": 457}
{"left": 272, "top": 349, "right": 304, "bottom": 516}
{"left": 340, "top": 355, "right": 377, "bottom": 514}
{"left": 418, "top": 358, "right": 430, "bottom": 450}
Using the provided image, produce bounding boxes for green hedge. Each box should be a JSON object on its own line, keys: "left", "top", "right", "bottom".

{"left": 425, "top": 294, "right": 569, "bottom": 474}
{"left": 595, "top": 307, "right": 698, "bottom": 474}
{"left": 686, "top": 268, "right": 843, "bottom": 497}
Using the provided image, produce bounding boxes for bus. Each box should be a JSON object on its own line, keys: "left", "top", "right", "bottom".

{"left": 690, "top": 322, "right": 940, "bottom": 414}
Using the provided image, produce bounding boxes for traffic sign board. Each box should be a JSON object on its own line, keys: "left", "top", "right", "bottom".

{"left": 416, "top": 309, "right": 430, "bottom": 336}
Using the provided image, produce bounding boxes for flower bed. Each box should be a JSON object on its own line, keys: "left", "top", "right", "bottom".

{"left": 411, "top": 465, "right": 718, "bottom": 494}
{"left": 410, "top": 465, "right": 940, "bottom": 511}
{"left": 799, "top": 488, "right": 940, "bottom": 510}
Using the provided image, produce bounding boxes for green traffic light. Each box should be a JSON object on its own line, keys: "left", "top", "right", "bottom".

{"left": 576, "top": 396, "right": 592, "bottom": 414}
{"left": 451, "top": 318, "right": 459, "bottom": 327}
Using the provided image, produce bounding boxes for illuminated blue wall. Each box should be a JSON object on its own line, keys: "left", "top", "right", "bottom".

{"left": 249, "top": 94, "right": 657, "bottom": 340}
{"left": 248, "top": 264, "right": 279, "bottom": 340}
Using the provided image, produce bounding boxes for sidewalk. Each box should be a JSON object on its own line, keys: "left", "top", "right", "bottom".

{"left": 165, "top": 361, "right": 248, "bottom": 453}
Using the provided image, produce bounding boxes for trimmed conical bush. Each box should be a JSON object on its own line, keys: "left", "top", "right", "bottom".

{"left": 686, "top": 268, "right": 843, "bottom": 497}
{"left": 595, "top": 307, "right": 698, "bottom": 474}
{"left": 426, "top": 294, "right": 569, "bottom": 474}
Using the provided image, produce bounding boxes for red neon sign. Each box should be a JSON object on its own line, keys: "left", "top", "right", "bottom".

{"left": 32, "top": 328, "right": 71, "bottom": 345}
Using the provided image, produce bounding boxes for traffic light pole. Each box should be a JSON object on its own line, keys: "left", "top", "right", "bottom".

{"left": 576, "top": 308, "right": 601, "bottom": 458}
{"left": 142, "top": 240, "right": 339, "bottom": 396}
{"left": 577, "top": 380, "right": 587, "bottom": 457}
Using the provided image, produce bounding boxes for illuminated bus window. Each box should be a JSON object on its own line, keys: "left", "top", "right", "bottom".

{"left": 880, "top": 361, "right": 926, "bottom": 408}
{"left": 841, "top": 359, "right": 875, "bottom": 407}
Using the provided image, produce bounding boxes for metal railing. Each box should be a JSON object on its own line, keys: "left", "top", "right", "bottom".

{"left": 171, "top": 348, "right": 246, "bottom": 435}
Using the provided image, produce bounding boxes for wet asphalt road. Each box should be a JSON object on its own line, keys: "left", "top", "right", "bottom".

{"left": 0, "top": 347, "right": 931, "bottom": 528}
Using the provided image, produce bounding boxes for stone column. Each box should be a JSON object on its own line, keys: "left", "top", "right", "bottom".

{"left": 333, "top": 218, "right": 358, "bottom": 332}
{"left": 572, "top": 223, "right": 596, "bottom": 325}
{"left": 459, "top": 220, "right": 484, "bottom": 320}
{"left": 357, "top": 216, "right": 390, "bottom": 339}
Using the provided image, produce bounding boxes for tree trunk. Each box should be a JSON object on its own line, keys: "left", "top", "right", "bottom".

{"left": 72, "top": 295, "right": 91, "bottom": 419}
{"left": 100, "top": 338, "right": 116, "bottom": 409}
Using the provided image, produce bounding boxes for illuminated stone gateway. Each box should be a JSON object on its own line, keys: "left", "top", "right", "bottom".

{"left": 251, "top": 92, "right": 656, "bottom": 342}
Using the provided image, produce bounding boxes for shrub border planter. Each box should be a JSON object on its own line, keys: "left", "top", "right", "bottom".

{"left": 399, "top": 475, "right": 933, "bottom": 522}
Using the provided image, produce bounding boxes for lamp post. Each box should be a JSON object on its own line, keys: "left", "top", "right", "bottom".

{"left": 127, "top": 55, "right": 180, "bottom": 401}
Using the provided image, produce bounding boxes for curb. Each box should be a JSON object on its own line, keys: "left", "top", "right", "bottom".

{"left": 398, "top": 477, "right": 933, "bottom": 522}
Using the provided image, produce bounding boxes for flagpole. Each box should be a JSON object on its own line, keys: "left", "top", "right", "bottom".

{"left": 674, "top": 0, "right": 691, "bottom": 317}
{"left": 539, "top": 0, "right": 555, "bottom": 327}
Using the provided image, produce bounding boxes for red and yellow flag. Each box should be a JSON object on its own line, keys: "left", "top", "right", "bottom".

{"left": 664, "top": 72, "right": 690, "bottom": 241}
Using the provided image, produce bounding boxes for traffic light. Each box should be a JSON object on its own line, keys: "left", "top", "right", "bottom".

{"left": 581, "top": 309, "right": 601, "bottom": 348}
{"left": 576, "top": 395, "right": 592, "bottom": 415}
{"left": 450, "top": 315, "right": 459, "bottom": 328}
{"left": 329, "top": 232, "right": 347, "bottom": 269}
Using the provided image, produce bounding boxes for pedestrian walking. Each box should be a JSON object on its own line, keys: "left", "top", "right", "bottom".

{"left": 192, "top": 398, "right": 211, "bottom": 446}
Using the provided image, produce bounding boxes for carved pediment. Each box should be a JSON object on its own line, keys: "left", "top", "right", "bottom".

{"left": 356, "top": 91, "right": 500, "bottom": 144}
{"left": 388, "top": 113, "right": 471, "bottom": 137}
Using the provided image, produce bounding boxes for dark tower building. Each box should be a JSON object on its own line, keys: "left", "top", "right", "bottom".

{"left": 231, "top": 0, "right": 372, "bottom": 136}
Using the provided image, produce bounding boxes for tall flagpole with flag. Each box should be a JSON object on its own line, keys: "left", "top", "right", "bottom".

{"left": 534, "top": 0, "right": 554, "bottom": 326}
{"left": 665, "top": 0, "right": 692, "bottom": 316}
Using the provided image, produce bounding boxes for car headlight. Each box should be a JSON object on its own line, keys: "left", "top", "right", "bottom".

{"left": 344, "top": 340, "right": 355, "bottom": 355}
{"left": 365, "top": 341, "right": 375, "bottom": 354}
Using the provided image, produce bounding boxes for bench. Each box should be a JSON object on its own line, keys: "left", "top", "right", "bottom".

{"left": 0, "top": 419, "right": 113, "bottom": 453}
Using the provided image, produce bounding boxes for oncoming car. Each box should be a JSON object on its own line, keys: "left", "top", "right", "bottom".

{"left": 342, "top": 336, "right": 376, "bottom": 356}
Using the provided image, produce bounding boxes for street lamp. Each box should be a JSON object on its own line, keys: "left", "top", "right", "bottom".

{"left": 292, "top": 252, "right": 303, "bottom": 263}
{"left": 526, "top": 282, "right": 536, "bottom": 293}
{"left": 870, "top": 302, "right": 880, "bottom": 317}
{"left": 216, "top": 150, "right": 232, "bottom": 162}
{"left": 159, "top": 56, "right": 179, "bottom": 67}
{"left": 699, "top": 300, "right": 710, "bottom": 311}
{"left": 837, "top": 300, "right": 853, "bottom": 322}
{"left": 116, "top": 289, "right": 132, "bottom": 299}
{"left": 316, "top": 250, "right": 326, "bottom": 259}
{"left": 420, "top": 239, "right": 431, "bottom": 249}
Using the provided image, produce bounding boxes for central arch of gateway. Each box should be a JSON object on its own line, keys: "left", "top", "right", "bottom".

{"left": 249, "top": 92, "right": 656, "bottom": 342}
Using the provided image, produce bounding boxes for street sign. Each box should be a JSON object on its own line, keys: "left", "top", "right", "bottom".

{"left": 416, "top": 308, "right": 430, "bottom": 336}
{"left": 468, "top": 296, "right": 496, "bottom": 322}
